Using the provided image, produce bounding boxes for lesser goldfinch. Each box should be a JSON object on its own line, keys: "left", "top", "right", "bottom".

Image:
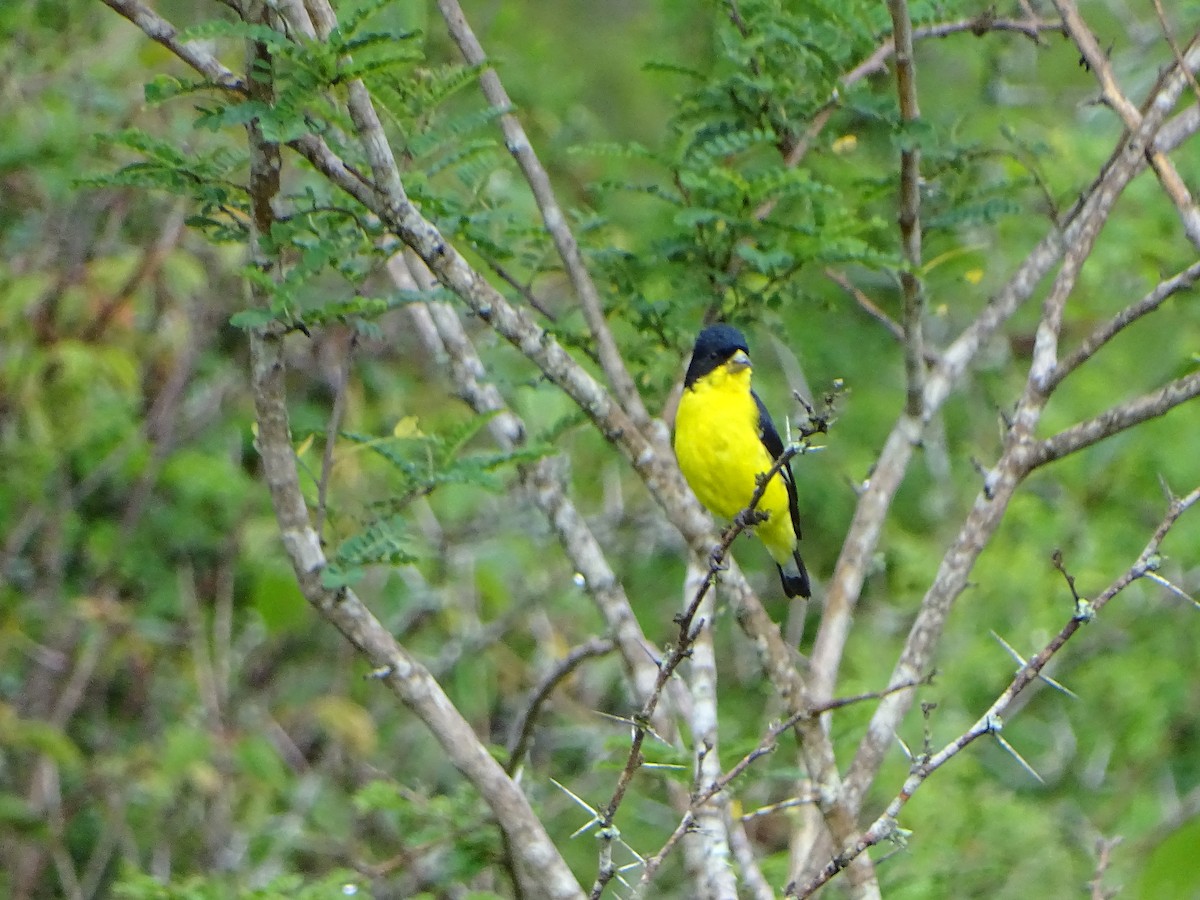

{"left": 673, "top": 324, "right": 811, "bottom": 598}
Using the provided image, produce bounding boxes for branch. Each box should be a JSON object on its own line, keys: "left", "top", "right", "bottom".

{"left": 811, "top": 23, "right": 1200, "bottom": 751}
{"left": 1031, "top": 370, "right": 1200, "bottom": 469}
{"left": 1046, "top": 259, "right": 1200, "bottom": 391}
{"left": 886, "top": 0, "right": 927, "bottom": 420}
{"left": 388, "top": 253, "right": 689, "bottom": 732}
{"left": 1053, "top": 1, "right": 1200, "bottom": 250}
{"left": 1151, "top": 0, "right": 1200, "bottom": 106}
{"left": 637, "top": 677, "right": 926, "bottom": 892}
{"left": 435, "top": 0, "right": 651, "bottom": 430}
{"left": 99, "top": 0, "right": 246, "bottom": 91}
{"left": 589, "top": 528, "right": 742, "bottom": 898}
{"left": 790, "top": 487, "right": 1200, "bottom": 897}
{"left": 681, "top": 563, "right": 739, "bottom": 898}
{"left": 843, "top": 15, "right": 1065, "bottom": 85}
{"left": 506, "top": 637, "right": 616, "bottom": 775}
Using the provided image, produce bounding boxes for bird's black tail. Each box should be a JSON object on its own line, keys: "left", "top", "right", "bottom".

{"left": 777, "top": 549, "right": 811, "bottom": 599}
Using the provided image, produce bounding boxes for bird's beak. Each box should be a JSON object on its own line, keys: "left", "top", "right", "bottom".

{"left": 726, "top": 350, "right": 751, "bottom": 372}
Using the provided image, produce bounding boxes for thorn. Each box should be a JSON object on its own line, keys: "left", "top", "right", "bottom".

{"left": 1038, "top": 672, "right": 1079, "bottom": 700}
{"left": 1144, "top": 571, "right": 1200, "bottom": 610}
{"left": 570, "top": 817, "right": 602, "bottom": 840}
{"left": 1157, "top": 473, "right": 1175, "bottom": 504}
{"left": 992, "top": 631, "right": 1078, "bottom": 698}
{"left": 990, "top": 630, "right": 1027, "bottom": 667}
{"left": 993, "top": 732, "right": 1045, "bottom": 784}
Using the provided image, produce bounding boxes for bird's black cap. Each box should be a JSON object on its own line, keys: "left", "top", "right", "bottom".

{"left": 684, "top": 324, "right": 750, "bottom": 388}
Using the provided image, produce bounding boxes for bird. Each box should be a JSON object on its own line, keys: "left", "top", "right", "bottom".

{"left": 673, "top": 324, "right": 811, "bottom": 599}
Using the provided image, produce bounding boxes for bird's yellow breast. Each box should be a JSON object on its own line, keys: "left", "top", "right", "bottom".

{"left": 673, "top": 364, "right": 794, "bottom": 560}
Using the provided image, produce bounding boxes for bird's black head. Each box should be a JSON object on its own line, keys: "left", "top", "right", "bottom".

{"left": 684, "top": 324, "right": 751, "bottom": 388}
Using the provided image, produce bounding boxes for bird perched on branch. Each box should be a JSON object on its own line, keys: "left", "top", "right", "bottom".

{"left": 673, "top": 324, "right": 811, "bottom": 598}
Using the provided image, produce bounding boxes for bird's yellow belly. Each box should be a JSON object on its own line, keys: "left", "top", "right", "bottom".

{"left": 674, "top": 376, "right": 794, "bottom": 560}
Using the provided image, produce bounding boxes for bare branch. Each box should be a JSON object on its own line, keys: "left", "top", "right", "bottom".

{"left": 681, "top": 564, "right": 738, "bottom": 899}
{"left": 844, "top": 15, "right": 1065, "bottom": 84}
{"left": 886, "top": 0, "right": 927, "bottom": 419}
{"left": 1089, "top": 835, "right": 1122, "bottom": 900}
{"left": 99, "top": 0, "right": 245, "bottom": 91}
{"left": 1054, "top": 1, "right": 1200, "bottom": 249}
{"left": 637, "top": 676, "right": 925, "bottom": 892}
{"left": 1150, "top": 1, "right": 1200, "bottom": 105}
{"left": 506, "top": 637, "right": 616, "bottom": 775}
{"left": 1047, "top": 260, "right": 1200, "bottom": 391}
{"left": 792, "top": 487, "right": 1200, "bottom": 896}
{"left": 1032, "top": 371, "right": 1200, "bottom": 469}
{"left": 825, "top": 268, "right": 903, "bottom": 344}
{"left": 815, "top": 27, "right": 1200, "bottom": 779}
{"left": 435, "top": 0, "right": 651, "bottom": 429}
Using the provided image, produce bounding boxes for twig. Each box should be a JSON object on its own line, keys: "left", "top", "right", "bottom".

{"left": 1150, "top": 1, "right": 1200, "bottom": 105}
{"left": 844, "top": 16, "right": 1065, "bottom": 85}
{"left": 435, "top": 0, "right": 651, "bottom": 430}
{"left": 830, "top": 40, "right": 1200, "bottom": 817}
{"left": 790, "top": 487, "right": 1200, "bottom": 897}
{"left": 1031, "top": 371, "right": 1200, "bottom": 469}
{"left": 825, "top": 267, "right": 904, "bottom": 343}
{"left": 590, "top": 444, "right": 801, "bottom": 899}
{"left": 885, "top": 0, "right": 926, "bottom": 420}
{"left": 99, "top": 0, "right": 246, "bottom": 91}
{"left": 506, "top": 637, "right": 616, "bottom": 774}
{"left": 1046, "top": 259, "right": 1200, "bottom": 391}
{"left": 1089, "top": 835, "right": 1122, "bottom": 900}
{"left": 1054, "top": 0, "right": 1200, "bottom": 250}
{"left": 635, "top": 678, "right": 927, "bottom": 890}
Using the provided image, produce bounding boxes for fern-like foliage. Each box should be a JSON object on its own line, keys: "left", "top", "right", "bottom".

{"left": 571, "top": 0, "right": 1026, "bottom": 391}
{"left": 84, "top": 2, "right": 546, "bottom": 336}
{"left": 321, "top": 417, "right": 549, "bottom": 587}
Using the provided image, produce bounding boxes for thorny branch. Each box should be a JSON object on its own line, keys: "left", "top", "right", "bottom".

{"left": 506, "top": 637, "right": 617, "bottom": 775}
{"left": 588, "top": 443, "right": 802, "bottom": 898}
{"left": 789, "top": 487, "right": 1200, "bottom": 898}
{"left": 636, "top": 676, "right": 928, "bottom": 892}
{"left": 830, "top": 32, "right": 1200, "bottom": 821}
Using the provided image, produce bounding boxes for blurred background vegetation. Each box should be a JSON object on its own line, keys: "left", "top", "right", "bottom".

{"left": 2, "top": 0, "right": 1199, "bottom": 897}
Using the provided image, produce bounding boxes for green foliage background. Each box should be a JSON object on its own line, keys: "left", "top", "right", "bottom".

{"left": 2, "top": 0, "right": 1199, "bottom": 897}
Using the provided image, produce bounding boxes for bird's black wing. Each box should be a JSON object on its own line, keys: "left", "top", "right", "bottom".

{"left": 753, "top": 390, "right": 802, "bottom": 540}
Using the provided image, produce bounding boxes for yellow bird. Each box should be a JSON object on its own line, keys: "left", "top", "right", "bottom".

{"left": 673, "top": 324, "right": 811, "bottom": 598}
